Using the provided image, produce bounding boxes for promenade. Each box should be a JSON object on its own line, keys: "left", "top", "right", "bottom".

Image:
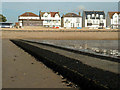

{"left": 2, "top": 39, "right": 70, "bottom": 88}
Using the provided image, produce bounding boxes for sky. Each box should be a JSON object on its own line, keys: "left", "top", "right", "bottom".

{"left": 1, "top": 2, "right": 119, "bottom": 23}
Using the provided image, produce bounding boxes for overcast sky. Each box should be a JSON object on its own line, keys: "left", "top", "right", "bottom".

{"left": 1, "top": 2, "right": 119, "bottom": 23}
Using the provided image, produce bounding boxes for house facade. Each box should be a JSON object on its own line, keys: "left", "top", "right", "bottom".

{"left": 61, "top": 13, "right": 82, "bottom": 28}
{"left": 82, "top": 11, "right": 106, "bottom": 29}
{"left": 40, "top": 11, "right": 61, "bottom": 27}
{"left": 18, "top": 12, "right": 43, "bottom": 27}
{"left": 107, "top": 12, "right": 120, "bottom": 29}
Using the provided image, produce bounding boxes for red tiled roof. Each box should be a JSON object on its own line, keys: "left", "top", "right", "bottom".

{"left": 40, "top": 12, "right": 60, "bottom": 17}
{"left": 108, "top": 12, "right": 120, "bottom": 19}
{"left": 63, "top": 13, "right": 81, "bottom": 17}
{"left": 50, "top": 12, "right": 59, "bottom": 17}
{"left": 19, "top": 12, "right": 39, "bottom": 17}
{"left": 18, "top": 19, "right": 43, "bottom": 21}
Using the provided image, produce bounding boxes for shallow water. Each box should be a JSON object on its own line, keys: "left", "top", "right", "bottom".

{"left": 28, "top": 39, "right": 120, "bottom": 57}
{"left": 37, "top": 40, "right": 119, "bottom": 50}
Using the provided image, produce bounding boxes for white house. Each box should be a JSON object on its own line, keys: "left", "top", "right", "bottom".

{"left": 107, "top": 12, "right": 120, "bottom": 29}
{"left": 40, "top": 11, "right": 61, "bottom": 27}
{"left": 18, "top": 12, "right": 43, "bottom": 27}
{"left": 61, "top": 12, "right": 82, "bottom": 28}
{"left": 82, "top": 11, "right": 106, "bottom": 29}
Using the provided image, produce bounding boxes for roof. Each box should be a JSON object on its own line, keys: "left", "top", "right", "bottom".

{"left": 108, "top": 12, "right": 120, "bottom": 19}
{"left": 19, "top": 12, "right": 39, "bottom": 17}
{"left": 40, "top": 11, "right": 60, "bottom": 17}
{"left": 62, "top": 13, "right": 81, "bottom": 17}
{"left": 84, "top": 11, "right": 105, "bottom": 15}
{"left": 19, "top": 19, "right": 43, "bottom": 21}
{"left": 84, "top": 11, "right": 105, "bottom": 19}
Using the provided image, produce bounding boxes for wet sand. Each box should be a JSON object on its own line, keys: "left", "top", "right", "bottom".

{"left": 2, "top": 39, "right": 70, "bottom": 88}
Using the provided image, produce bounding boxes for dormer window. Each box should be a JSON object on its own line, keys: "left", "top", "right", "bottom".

{"left": 100, "top": 15, "right": 103, "bottom": 19}
{"left": 96, "top": 14, "right": 99, "bottom": 17}
{"left": 55, "top": 14, "right": 58, "bottom": 16}
{"left": 55, "top": 14, "right": 59, "bottom": 17}
{"left": 44, "top": 13, "right": 48, "bottom": 17}
{"left": 87, "top": 15, "right": 91, "bottom": 19}
{"left": 115, "top": 16, "right": 117, "bottom": 18}
{"left": 92, "top": 14, "right": 95, "bottom": 17}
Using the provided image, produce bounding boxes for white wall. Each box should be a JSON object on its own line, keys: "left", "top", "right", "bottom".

{"left": 19, "top": 20, "right": 22, "bottom": 27}
{"left": 110, "top": 13, "right": 119, "bottom": 29}
{"left": 85, "top": 19, "right": 106, "bottom": 28}
{"left": 41, "top": 13, "right": 61, "bottom": 27}
{"left": 63, "top": 17, "right": 82, "bottom": 28}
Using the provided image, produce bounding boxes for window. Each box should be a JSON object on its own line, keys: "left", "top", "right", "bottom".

{"left": 87, "top": 23, "right": 92, "bottom": 26}
{"left": 56, "top": 20, "right": 58, "bottom": 23}
{"left": 96, "top": 21, "right": 98, "bottom": 24}
{"left": 65, "top": 19, "right": 69, "bottom": 23}
{"left": 92, "top": 14, "right": 94, "bottom": 17}
{"left": 87, "top": 15, "right": 91, "bottom": 19}
{"left": 44, "top": 13, "right": 48, "bottom": 17}
{"left": 100, "top": 23, "right": 104, "bottom": 26}
{"left": 55, "top": 14, "right": 58, "bottom": 16}
{"left": 100, "top": 15, "right": 103, "bottom": 19}
{"left": 93, "top": 20, "right": 95, "bottom": 24}
{"left": 96, "top": 14, "right": 99, "bottom": 17}
{"left": 88, "top": 20, "right": 91, "bottom": 23}
{"left": 91, "top": 14, "right": 95, "bottom": 19}
{"left": 77, "top": 18, "right": 80, "bottom": 23}
{"left": 100, "top": 20, "right": 103, "bottom": 23}
{"left": 114, "top": 19, "right": 118, "bottom": 24}
{"left": 115, "top": 16, "right": 117, "bottom": 18}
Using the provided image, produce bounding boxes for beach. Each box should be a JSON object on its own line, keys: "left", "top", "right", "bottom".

{"left": 2, "top": 39, "right": 71, "bottom": 88}
{"left": 1, "top": 29, "right": 119, "bottom": 88}
{"left": 1, "top": 30, "right": 119, "bottom": 40}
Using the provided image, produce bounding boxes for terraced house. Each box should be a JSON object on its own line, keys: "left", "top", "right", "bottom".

{"left": 107, "top": 12, "right": 120, "bottom": 29}
{"left": 61, "top": 12, "right": 82, "bottom": 28}
{"left": 82, "top": 11, "right": 106, "bottom": 29}
{"left": 18, "top": 12, "right": 43, "bottom": 27}
{"left": 40, "top": 11, "right": 61, "bottom": 27}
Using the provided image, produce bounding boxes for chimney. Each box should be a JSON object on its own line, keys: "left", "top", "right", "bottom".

{"left": 39, "top": 10, "right": 41, "bottom": 19}
{"left": 63, "top": 14, "right": 64, "bottom": 17}
{"left": 39, "top": 11, "right": 41, "bottom": 15}
{"left": 79, "top": 12, "right": 81, "bottom": 16}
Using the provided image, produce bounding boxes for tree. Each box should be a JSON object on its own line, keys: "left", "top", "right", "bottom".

{"left": 0, "top": 14, "right": 7, "bottom": 22}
